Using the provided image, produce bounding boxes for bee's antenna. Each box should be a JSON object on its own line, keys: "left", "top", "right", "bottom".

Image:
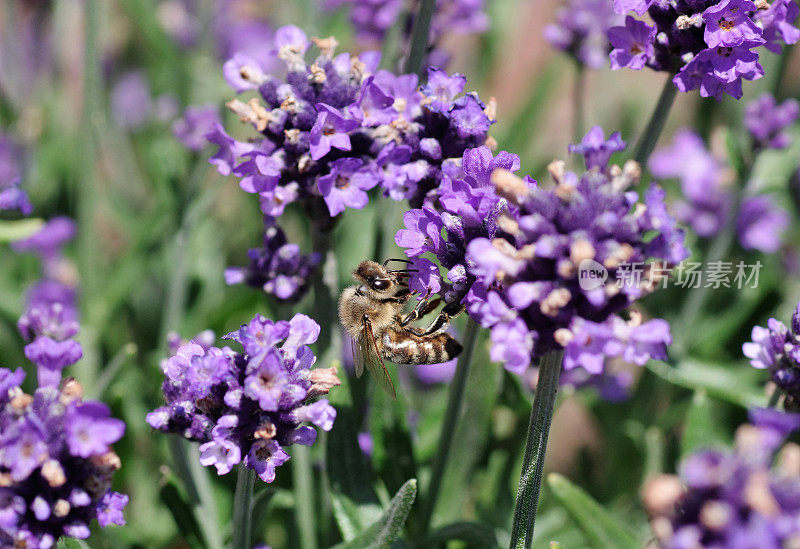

{"left": 387, "top": 269, "right": 419, "bottom": 274}
{"left": 382, "top": 258, "right": 414, "bottom": 267}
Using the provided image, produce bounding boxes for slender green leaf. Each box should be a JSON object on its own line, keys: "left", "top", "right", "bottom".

{"left": 332, "top": 479, "right": 418, "bottom": 549}
{"left": 420, "top": 521, "right": 498, "bottom": 548}
{"left": 0, "top": 218, "right": 44, "bottom": 243}
{"left": 327, "top": 407, "right": 382, "bottom": 541}
{"left": 681, "top": 390, "right": 729, "bottom": 458}
{"left": 56, "top": 539, "right": 86, "bottom": 549}
{"left": 546, "top": 474, "right": 640, "bottom": 549}
{"left": 646, "top": 359, "right": 767, "bottom": 408}
{"left": 158, "top": 476, "right": 204, "bottom": 548}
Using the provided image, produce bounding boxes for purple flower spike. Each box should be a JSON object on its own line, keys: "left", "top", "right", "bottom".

{"left": 744, "top": 93, "right": 800, "bottom": 149}
{"left": 609, "top": 16, "right": 655, "bottom": 70}
{"left": 568, "top": 126, "right": 626, "bottom": 170}
{"left": 309, "top": 104, "right": 359, "bottom": 160}
{"left": 149, "top": 313, "right": 339, "bottom": 484}
{"left": 395, "top": 135, "right": 683, "bottom": 379}
{"left": 224, "top": 220, "right": 320, "bottom": 303}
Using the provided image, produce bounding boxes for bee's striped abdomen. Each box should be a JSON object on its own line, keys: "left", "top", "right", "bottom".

{"left": 381, "top": 329, "right": 463, "bottom": 365}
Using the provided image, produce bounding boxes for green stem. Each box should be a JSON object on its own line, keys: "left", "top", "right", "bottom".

{"left": 168, "top": 438, "right": 224, "bottom": 549}
{"left": 78, "top": 0, "right": 100, "bottom": 286}
{"left": 633, "top": 76, "right": 678, "bottom": 169}
{"left": 417, "top": 319, "right": 480, "bottom": 535}
{"left": 292, "top": 445, "right": 317, "bottom": 549}
{"left": 403, "top": 0, "right": 437, "bottom": 76}
{"left": 573, "top": 63, "right": 585, "bottom": 143}
{"left": 91, "top": 342, "right": 137, "bottom": 400}
{"left": 232, "top": 465, "right": 256, "bottom": 549}
{"left": 75, "top": 0, "right": 102, "bottom": 389}
{"left": 509, "top": 350, "right": 564, "bottom": 549}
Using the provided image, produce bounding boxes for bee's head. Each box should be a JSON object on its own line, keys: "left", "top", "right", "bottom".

{"left": 353, "top": 261, "right": 397, "bottom": 294}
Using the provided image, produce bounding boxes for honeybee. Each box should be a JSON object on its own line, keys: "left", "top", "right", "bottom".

{"left": 338, "top": 259, "right": 464, "bottom": 397}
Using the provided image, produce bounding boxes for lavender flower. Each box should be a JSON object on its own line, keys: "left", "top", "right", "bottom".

{"left": 223, "top": 219, "right": 321, "bottom": 302}
{"left": 206, "top": 26, "right": 494, "bottom": 298}
{"left": 644, "top": 409, "right": 800, "bottom": 548}
{"left": 397, "top": 128, "right": 687, "bottom": 376}
{"left": 147, "top": 313, "right": 340, "bottom": 483}
{"left": 608, "top": 16, "right": 655, "bottom": 70}
{"left": 209, "top": 27, "right": 495, "bottom": 218}
{"left": 651, "top": 128, "right": 790, "bottom": 253}
{"left": 395, "top": 145, "right": 528, "bottom": 324}
{"left": 744, "top": 302, "right": 800, "bottom": 408}
{"left": 464, "top": 130, "right": 686, "bottom": 374}
{"left": 744, "top": 93, "right": 800, "bottom": 150}
{"left": 0, "top": 371, "right": 127, "bottom": 546}
{"left": 0, "top": 134, "right": 32, "bottom": 215}
{"left": 609, "top": 0, "right": 799, "bottom": 99}
{"left": 545, "top": 0, "right": 624, "bottom": 69}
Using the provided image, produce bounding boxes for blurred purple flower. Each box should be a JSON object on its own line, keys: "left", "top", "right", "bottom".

{"left": 0, "top": 134, "right": 32, "bottom": 215}
{"left": 647, "top": 414, "right": 800, "bottom": 548}
{"left": 173, "top": 105, "right": 222, "bottom": 151}
{"left": 744, "top": 93, "right": 800, "bottom": 150}
{"left": 736, "top": 195, "right": 789, "bottom": 253}
{"left": 546, "top": 0, "right": 623, "bottom": 69}
{"left": 111, "top": 71, "right": 154, "bottom": 130}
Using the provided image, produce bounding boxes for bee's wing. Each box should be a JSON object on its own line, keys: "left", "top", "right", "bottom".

{"left": 357, "top": 318, "right": 396, "bottom": 399}
{"left": 351, "top": 334, "right": 365, "bottom": 379}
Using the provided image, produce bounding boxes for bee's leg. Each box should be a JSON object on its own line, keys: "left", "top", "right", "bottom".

{"left": 400, "top": 294, "right": 441, "bottom": 327}
{"left": 418, "top": 300, "right": 466, "bottom": 336}
{"left": 398, "top": 287, "right": 434, "bottom": 326}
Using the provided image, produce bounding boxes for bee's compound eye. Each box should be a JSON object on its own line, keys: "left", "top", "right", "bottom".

{"left": 371, "top": 278, "right": 391, "bottom": 291}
